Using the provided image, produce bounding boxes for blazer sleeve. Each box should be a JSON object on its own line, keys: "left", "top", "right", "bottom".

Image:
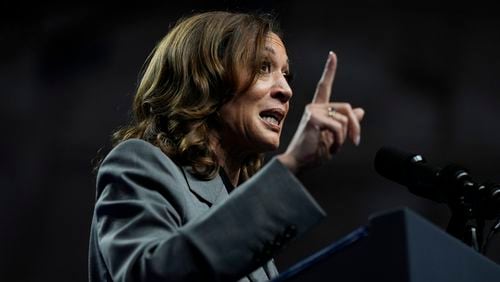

{"left": 93, "top": 139, "right": 326, "bottom": 282}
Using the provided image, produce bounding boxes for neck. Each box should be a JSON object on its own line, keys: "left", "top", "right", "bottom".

{"left": 209, "top": 133, "right": 247, "bottom": 187}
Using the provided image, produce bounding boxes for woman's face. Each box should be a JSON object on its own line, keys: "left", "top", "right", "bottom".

{"left": 219, "top": 33, "right": 293, "bottom": 153}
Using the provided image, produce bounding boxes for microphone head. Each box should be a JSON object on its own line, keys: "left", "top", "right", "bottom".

{"left": 374, "top": 146, "right": 425, "bottom": 187}
{"left": 374, "top": 146, "right": 446, "bottom": 203}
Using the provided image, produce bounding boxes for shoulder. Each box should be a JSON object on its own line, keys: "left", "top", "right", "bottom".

{"left": 96, "top": 138, "right": 186, "bottom": 196}
{"left": 100, "top": 138, "right": 176, "bottom": 170}
{"left": 105, "top": 138, "right": 165, "bottom": 160}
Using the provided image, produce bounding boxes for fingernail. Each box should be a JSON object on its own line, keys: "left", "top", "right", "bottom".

{"left": 354, "top": 136, "right": 361, "bottom": 146}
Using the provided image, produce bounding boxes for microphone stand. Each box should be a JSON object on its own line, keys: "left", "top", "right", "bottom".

{"left": 443, "top": 166, "right": 485, "bottom": 252}
{"left": 446, "top": 192, "right": 485, "bottom": 252}
{"left": 374, "top": 146, "right": 500, "bottom": 253}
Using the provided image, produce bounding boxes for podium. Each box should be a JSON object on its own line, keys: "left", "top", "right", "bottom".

{"left": 273, "top": 208, "right": 500, "bottom": 282}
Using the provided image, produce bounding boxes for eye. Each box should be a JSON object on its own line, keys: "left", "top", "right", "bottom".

{"left": 260, "top": 61, "right": 271, "bottom": 74}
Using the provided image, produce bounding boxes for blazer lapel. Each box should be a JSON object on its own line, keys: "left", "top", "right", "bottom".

{"left": 182, "top": 167, "right": 228, "bottom": 206}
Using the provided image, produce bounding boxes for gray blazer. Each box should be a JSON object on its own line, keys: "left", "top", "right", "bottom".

{"left": 89, "top": 139, "right": 326, "bottom": 282}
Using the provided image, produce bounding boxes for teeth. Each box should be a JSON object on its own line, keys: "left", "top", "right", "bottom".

{"left": 262, "top": 116, "right": 279, "bottom": 125}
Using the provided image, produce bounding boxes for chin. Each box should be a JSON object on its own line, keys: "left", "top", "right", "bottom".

{"left": 256, "top": 137, "right": 280, "bottom": 152}
{"left": 265, "top": 143, "right": 280, "bottom": 152}
{"left": 248, "top": 129, "right": 281, "bottom": 153}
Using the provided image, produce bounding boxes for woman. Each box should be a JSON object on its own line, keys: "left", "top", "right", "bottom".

{"left": 89, "top": 11, "right": 364, "bottom": 282}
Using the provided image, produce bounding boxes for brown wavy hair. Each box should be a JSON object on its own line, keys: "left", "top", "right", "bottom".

{"left": 110, "top": 11, "right": 280, "bottom": 182}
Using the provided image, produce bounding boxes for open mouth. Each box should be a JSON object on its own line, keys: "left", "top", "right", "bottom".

{"left": 259, "top": 108, "right": 285, "bottom": 127}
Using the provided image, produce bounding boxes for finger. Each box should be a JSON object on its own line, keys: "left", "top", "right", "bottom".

{"left": 312, "top": 51, "right": 337, "bottom": 104}
{"left": 320, "top": 131, "right": 335, "bottom": 159}
{"left": 322, "top": 130, "right": 339, "bottom": 155}
{"left": 326, "top": 108, "right": 349, "bottom": 127}
{"left": 327, "top": 109, "right": 348, "bottom": 140}
{"left": 331, "top": 103, "right": 361, "bottom": 146}
{"left": 351, "top": 108, "right": 364, "bottom": 145}
{"left": 321, "top": 130, "right": 334, "bottom": 149}
{"left": 313, "top": 113, "right": 346, "bottom": 148}
{"left": 353, "top": 108, "right": 365, "bottom": 122}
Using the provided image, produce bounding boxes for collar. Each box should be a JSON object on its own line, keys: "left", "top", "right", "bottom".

{"left": 181, "top": 167, "right": 227, "bottom": 206}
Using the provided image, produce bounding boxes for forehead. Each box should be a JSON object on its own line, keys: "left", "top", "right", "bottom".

{"left": 264, "top": 33, "right": 288, "bottom": 61}
{"left": 266, "top": 33, "right": 285, "bottom": 48}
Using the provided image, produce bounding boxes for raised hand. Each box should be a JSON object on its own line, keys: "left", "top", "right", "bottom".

{"left": 278, "top": 51, "right": 365, "bottom": 174}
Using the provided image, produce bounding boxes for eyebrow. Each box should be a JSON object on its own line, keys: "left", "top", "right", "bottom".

{"left": 264, "top": 46, "right": 290, "bottom": 65}
{"left": 264, "top": 46, "right": 276, "bottom": 54}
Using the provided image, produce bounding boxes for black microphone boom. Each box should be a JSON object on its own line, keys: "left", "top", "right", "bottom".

{"left": 374, "top": 146, "right": 500, "bottom": 218}
{"left": 374, "top": 146, "right": 465, "bottom": 203}
{"left": 374, "top": 146, "right": 500, "bottom": 251}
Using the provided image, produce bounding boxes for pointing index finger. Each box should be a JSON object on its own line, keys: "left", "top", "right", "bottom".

{"left": 312, "top": 51, "right": 337, "bottom": 104}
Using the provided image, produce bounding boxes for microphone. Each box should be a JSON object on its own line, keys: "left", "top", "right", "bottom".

{"left": 374, "top": 146, "right": 466, "bottom": 203}
{"left": 374, "top": 146, "right": 500, "bottom": 218}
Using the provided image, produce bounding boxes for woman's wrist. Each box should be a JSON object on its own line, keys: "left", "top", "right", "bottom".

{"left": 276, "top": 153, "right": 299, "bottom": 175}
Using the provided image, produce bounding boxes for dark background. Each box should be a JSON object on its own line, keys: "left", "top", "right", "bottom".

{"left": 2, "top": 1, "right": 500, "bottom": 281}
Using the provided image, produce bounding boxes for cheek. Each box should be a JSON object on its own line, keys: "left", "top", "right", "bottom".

{"left": 219, "top": 100, "right": 249, "bottom": 132}
{"left": 220, "top": 83, "right": 269, "bottom": 127}
{"left": 227, "top": 90, "right": 266, "bottom": 116}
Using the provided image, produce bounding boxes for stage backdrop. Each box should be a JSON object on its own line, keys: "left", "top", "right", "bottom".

{"left": 2, "top": 1, "right": 500, "bottom": 281}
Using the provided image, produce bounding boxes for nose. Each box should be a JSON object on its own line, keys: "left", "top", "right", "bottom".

{"left": 271, "top": 74, "right": 293, "bottom": 103}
